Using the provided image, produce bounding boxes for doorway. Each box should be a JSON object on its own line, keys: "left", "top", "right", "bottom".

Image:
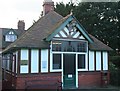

{"left": 63, "top": 54, "right": 76, "bottom": 88}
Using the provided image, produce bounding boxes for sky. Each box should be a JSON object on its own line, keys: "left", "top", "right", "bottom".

{"left": 0, "top": 0, "right": 119, "bottom": 30}
{"left": 0, "top": 0, "right": 77, "bottom": 30}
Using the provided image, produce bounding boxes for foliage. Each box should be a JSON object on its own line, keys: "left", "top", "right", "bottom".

{"left": 109, "top": 62, "right": 120, "bottom": 86}
{"left": 109, "top": 56, "right": 120, "bottom": 86}
{"left": 55, "top": 2, "right": 120, "bottom": 86}
{"left": 55, "top": 2, "right": 120, "bottom": 53}
{"left": 55, "top": 2, "right": 75, "bottom": 17}
{"left": 110, "top": 56, "right": 120, "bottom": 69}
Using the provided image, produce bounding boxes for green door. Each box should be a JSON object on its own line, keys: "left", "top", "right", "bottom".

{"left": 63, "top": 54, "right": 76, "bottom": 88}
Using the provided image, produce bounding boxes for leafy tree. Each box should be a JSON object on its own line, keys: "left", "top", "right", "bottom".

{"left": 55, "top": 2, "right": 75, "bottom": 17}
{"left": 55, "top": 2, "right": 120, "bottom": 53}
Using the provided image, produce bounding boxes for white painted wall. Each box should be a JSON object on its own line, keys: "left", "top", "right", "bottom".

{"left": 79, "top": 35, "right": 85, "bottom": 39}
{"left": 60, "top": 31, "right": 67, "bottom": 37}
{"left": 16, "top": 51, "right": 18, "bottom": 73}
{"left": 73, "top": 32, "right": 80, "bottom": 38}
{"left": 103, "top": 52, "right": 108, "bottom": 70}
{"left": 89, "top": 51, "right": 94, "bottom": 71}
{"left": 55, "top": 34, "right": 60, "bottom": 37}
{"left": 64, "top": 27, "right": 69, "bottom": 35}
{"left": 20, "top": 49, "right": 28, "bottom": 73}
{"left": 96, "top": 51, "right": 101, "bottom": 70}
{"left": 12, "top": 59, "right": 14, "bottom": 72}
{"left": 31, "top": 49, "right": 39, "bottom": 73}
{"left": 41, "top": 49, "right": 48, "bottom": 73}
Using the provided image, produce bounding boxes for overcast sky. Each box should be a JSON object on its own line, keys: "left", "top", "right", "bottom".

{"left": 0, "top": 0, "right": 76, "bottom": 30}
{"left": 0, "top": 0, "right": 119, "bottom": 30}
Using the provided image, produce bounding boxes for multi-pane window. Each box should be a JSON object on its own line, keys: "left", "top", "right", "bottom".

{"left": 78, "top": 54, "right": 85, "bottom": 69}
{"left": 51, "top": 40, "right": 87, "bottom": 71}
{"left": 77, "top": 42, "right": 87, "bottom": 52}
{"left": 52, "top": 41, "right": 61, "bottom": 51}
{"left": 52, "top": 40, "right": 87, "bottom": 52}
{"left": 5, "top": 31, "right": 17, "bottom": 42}
{"left": 53, "top": 54, "right": 61, "bottom": 69}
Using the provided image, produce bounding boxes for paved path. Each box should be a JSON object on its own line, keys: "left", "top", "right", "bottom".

{"left": 63, "top": 86, "right": 120, "bottom": 91}
{"left": 63, "top": 89, "right": 120, "bottom": 91}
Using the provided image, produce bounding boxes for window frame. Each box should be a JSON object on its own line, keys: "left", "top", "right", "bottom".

{"left": 52, "top": 40, "right": 87, "bottom": 52}
{"left": 52, "top": 53, "right": 62, "bottom": 70}
{"left": 50, "top": 39, "right": 88, "bottom": 72}
{"left": 5, "top": 31, "right": 17, "bottom": 42}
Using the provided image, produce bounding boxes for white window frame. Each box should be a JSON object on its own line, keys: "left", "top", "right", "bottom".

{"left": 50, "top": 39, "right": 88, "bottom": 72}
{"left": 77, "top": 52, "right": 88, "bottom": 71}
{"left": 20, "top": 49, "right": 29, "bottom": 74}
{"left": 5, "top": 31, "right": 17, "bottom": 42}
{"left": 41, "top": 49, "right": 48, "bottom": 73}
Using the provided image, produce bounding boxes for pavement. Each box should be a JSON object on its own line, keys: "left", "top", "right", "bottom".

{"left": 62, "top": 86, "right": 120, "bottom": 91}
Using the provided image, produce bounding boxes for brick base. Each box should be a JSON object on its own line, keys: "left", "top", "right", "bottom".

{"left": 16, "top": 73, "right": 61, "bottom": 89}
{"left": 2, "top": 71, "right": 109, "bottom": 90}
{"left": 78, "top": 71, "right": 109, "bottom": 88}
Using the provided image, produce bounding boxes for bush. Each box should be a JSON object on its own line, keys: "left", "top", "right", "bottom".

{"left": 109, "top": 62, "right": 120, "bottom": 86}
{"left": 110, "top": 56, "right": 120, "bottom": 69}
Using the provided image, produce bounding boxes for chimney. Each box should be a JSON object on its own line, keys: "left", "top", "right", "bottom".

{"left": 18, "top": 20, "right": 25, "bottom": 30}
{"left": 43, "top": 0, "right": 54, "bottom": 16}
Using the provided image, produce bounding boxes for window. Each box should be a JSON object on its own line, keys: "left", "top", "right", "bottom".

{"left": 52, "top": 41, "right": 61, "bottom": 51}
{"left": 53, "top": 54, "right": 61, "bottom": 69}
{"left": 77, "top": 42, "right": 87, "bottom": 52}
{"left": 78, "top": 54, "right": 85, "bottom": 69}
{"left": 52, "top": 40, "right": 87, "bottom": 52}
{"left": 41, "top": 49, "right": 48, "bottom": 73}
{"left": 21, "top": 49, "right": 28, "bottom": 65}
{"left": 5, "top": 31, "right": 17, "bottom": 42}
{"left": 51, "top": 40, "right": 88, "bottom": 72}
{"left": 20, "top": 49, "right": 28, "bottom": 73}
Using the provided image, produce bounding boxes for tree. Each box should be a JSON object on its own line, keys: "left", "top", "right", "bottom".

{"left": 54, "top": 2, "right": 75, "bottom": 17}
{"left": 55, "top": 2, "right": 120, "bottom": 53}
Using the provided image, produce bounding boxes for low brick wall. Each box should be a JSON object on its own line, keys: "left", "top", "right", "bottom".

{"left": 78, "top": 72, "right": 102, "bottom": 88}
{"left": 16, "top": 73, "right": 61, "bottom": 89}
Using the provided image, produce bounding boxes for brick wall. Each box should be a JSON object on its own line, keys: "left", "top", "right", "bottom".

{"left": 16, "top": 73, "right": 61, "bottom": 89}
{"left": 2, "top": 70, "right": 16, "bottom": 89}
{"left": 78, "top": 72, "right": 102, "bottom": 88}
{"left": 3, "top": 71, "right": 110, "bottom": 89}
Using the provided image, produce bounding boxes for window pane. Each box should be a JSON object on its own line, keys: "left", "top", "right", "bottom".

{"left": 78, "top": 54, "right": 85, "bottom": 69}
{"left": 52, "top": 40, "right": 87, "bottom": 52}
{"left": 53, "top": 54, "right": 61, "bottom": 69}
{"left": 77, "top": 42, "right": 87, "bottom": 52}
{"left": 5, "top": 34, "right": 17, "bottom": 42}
{"left": 52, "top": 41, "right": 61, "bottom": 51}
{"left": 62, "top": 41, "right": 75, "bottom": 52}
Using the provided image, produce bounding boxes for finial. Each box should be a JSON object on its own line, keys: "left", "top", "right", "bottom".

{"left": 70, "top": 9, "right": 73, "bottom": 15}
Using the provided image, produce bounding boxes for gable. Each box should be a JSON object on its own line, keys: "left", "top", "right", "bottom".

{"left": 5, "top": 29, "right": 17, "bottom": 35}
{"left": 46, "top": 15, "right": 93, "bottom": 43}
{"left": 54, "top": 24, "right": 85, "bottom": 40}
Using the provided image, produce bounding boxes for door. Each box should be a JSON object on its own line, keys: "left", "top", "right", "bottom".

{"left": 63, "top": 54, "right": 76, "bottom": 88}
